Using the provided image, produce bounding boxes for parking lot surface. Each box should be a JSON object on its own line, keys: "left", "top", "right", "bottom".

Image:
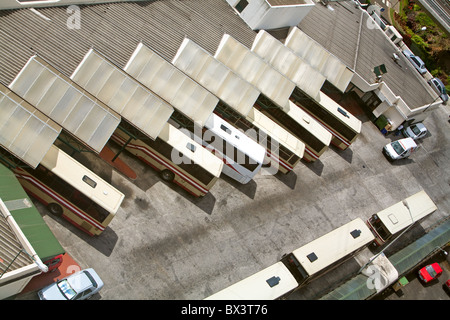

{"left": 21, "top": 102, "right": 450, "bottom": 300}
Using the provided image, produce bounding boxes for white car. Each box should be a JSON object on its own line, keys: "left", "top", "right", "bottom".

{"left": 38, "top": 268, "right": 103, "bottom": 300}
{"left": 402, "top": 123, "right": 427, "bottom": 140}
{"left": 402, "top": 49, "right": 427, "bottom": 74}
{"left": 382, "top": 137, "right": 418, "bottom": 161}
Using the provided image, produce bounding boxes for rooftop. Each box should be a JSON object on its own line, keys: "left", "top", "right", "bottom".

{"left": 297, "top": 1, "right": 436, "bottom": 109}
{"left": 0, "top": 1, "right": 256, "bottom": 86}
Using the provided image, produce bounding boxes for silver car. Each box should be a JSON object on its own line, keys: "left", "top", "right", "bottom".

{"left": 402, "top": 49, "right": 427, "bottom": 74}
{"left": 38, "top": 268, "right": 104, "bottom": 300}
{"left": 402, "top": 123, "right": 427, "bottom": 140}
{"left": 428, "top": 77, "right": 448, "bottom": 104}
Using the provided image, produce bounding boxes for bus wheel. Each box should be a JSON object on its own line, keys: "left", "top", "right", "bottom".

{"left": 160, "top": 169, "right": 175, "bottom": 182}
{"left": 48, "top": 203, "right": 63, "bottom": 216}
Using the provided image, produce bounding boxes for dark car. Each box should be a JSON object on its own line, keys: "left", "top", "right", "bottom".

{"left": 428, "top": 77, "right": 448, "bottom": 105}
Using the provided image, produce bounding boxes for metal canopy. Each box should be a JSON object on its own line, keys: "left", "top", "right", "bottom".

{"left": 9, "top": 56, "right": 121, "bottom": 153}
{"left": 71, "top": 49, "right": 173, "bottom": 140}
{"left": 246, "top": 108, "right": 305, "bottom": 158}
{"left": 251, "top": 30, "right": 326, "bottom": 101}
{"left": 285, "top": 27, "right": 354, "bottom": 93}
{"left": 124, "top": 43, "right": 218, "bottom": 127}
{"left": 215, "top": 34, "right": 295, "bottom": 111}
{"left": 172, "top": 38, "right": 260, "bottom": 117}
{"left": 0, "top": 83, "right": 61, "bottom": 168}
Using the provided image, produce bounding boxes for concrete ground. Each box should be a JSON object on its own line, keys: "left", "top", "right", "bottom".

{"left": 18, "top": 100, "right": 450, "bottom": 300}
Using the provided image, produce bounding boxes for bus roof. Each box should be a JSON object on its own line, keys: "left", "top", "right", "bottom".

{"left": 40, "top": 145, "right": 125, "bottom": 214}
{"left": 204, "top": 262, "right": 298, "bottom": 300}
{"left": 291, "top": 218, "right": 374, "bottom": 276}
{"left": 205, "top": 114, "right": 266, "bottom": 164}
{"left": 376, "top": 190, "right": 437, "bottom": 235}
{"left": 316, "top": 91, "right": 362, "bottom": 134}
{"left": 160, "top": 122, "right": 224, "bottom": 178}
{"left": 247, "top": 108, "right": 305, "bottom": 158}
{"left": 286, "top": 100, "right": 332, "bottom": 146}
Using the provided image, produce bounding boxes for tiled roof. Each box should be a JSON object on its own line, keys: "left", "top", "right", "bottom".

{"left": 0, "top": 1, "right": 256, "bottom": 85}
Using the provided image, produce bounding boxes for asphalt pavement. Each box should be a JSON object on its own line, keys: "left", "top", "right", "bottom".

{"left": 14, "top": 95, "right": 450, "bottom": 301}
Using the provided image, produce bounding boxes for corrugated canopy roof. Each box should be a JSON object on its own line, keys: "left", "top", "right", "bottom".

{"left": 285, "top": 27, "right": 354, "bottom": 93}
{"left": 0, "top": 82, "right": 61, "bottom": 168}
{"left": 172, "top": 38, "right": 260, "bottom": 117}
{"left": 124, "top": 42, "right": 218, "bottom": 127}
{"left": 215, "top": 34, "right": 295, "bottom": 111}
{"left": 9, "top": 56, "right": 121, "bottom": 154}
{"left": 71, "top": 49, "right": 174, "bottom": 140}
{"left": 251, "top": 30, "right": 326, "bottom": 100}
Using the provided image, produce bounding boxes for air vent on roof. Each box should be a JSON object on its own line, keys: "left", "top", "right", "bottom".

{"left": 307, "top": 252, "right": 318, "bottom": 262}
{"left": 220, "top": 124, "right": 231, "bottom": 134}
{"left": 266, "top": 276, "right": 280, "bottom": 288}
{"left": 186, "top": 143, "right": 196, "bottom": 153}
{"left": 350, "top": 229, "right": 361, "bottom": 239}
{"left": 82, "top": 175, "right": 97, "bottom": 188}
{"left": 338, "top": 107, "right": 350, "bottom": 118}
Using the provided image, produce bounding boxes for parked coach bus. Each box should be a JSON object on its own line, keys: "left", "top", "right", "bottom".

{"left": 205, "top": 218, "right": 374, "bottom": 300}
{"left": 214, "top": 102, "right": 305, "bottom": 174}
{"left": 366, "top": 190, "right": 437, "bottom": 246}
{"left": 255, "top": 98, "right": 332, "bottom": 162}
{"left": 281, "top": 218, "right": 374, "bottom": 287}
{"left": 111, "top": 122, "right": 223, "bottom": 197}
{"left": 1, "top": 145, "right": 125, "bottom": 236}
{"left": 290, "top": 89, "right": 361, "bottom": 150}
{"left": 202, "top": 113, "right": 265, "bottom": 184}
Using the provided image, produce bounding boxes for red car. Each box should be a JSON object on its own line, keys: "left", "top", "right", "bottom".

{"left": 444, "top": 280, "right": 450, "bottom": 294}
{"left": 418, "top": 263, "right": 443, "bottom": 283}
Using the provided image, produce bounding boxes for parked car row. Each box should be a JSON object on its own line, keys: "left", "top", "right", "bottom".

{"left": 402, "top": 49, "right": 448, "bottom": 105}
{"left": 382, "top": 122, "right": 428, "bottom": 161}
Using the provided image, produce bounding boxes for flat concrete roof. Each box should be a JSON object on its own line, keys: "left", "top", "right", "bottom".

{"left": 297, "top": 1, "right": 436, "bottom": 109}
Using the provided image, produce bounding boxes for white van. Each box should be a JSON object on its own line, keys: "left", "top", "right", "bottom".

{"left": 383, "top": 137, "right": 418, "bottom": 161}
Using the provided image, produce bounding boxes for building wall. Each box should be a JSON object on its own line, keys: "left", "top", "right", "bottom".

{"left": 227, "top": 0, "right": 315, "bottom": 30}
